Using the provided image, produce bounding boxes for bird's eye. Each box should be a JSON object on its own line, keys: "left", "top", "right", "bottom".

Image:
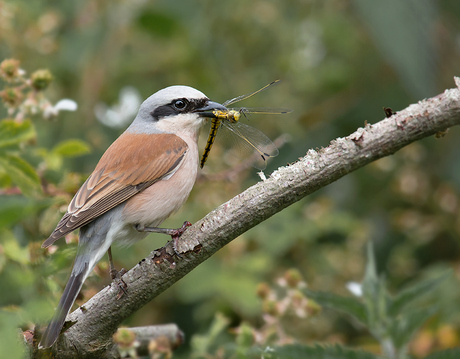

{"left": 173, "top": 99, "right": 188, "bottom": 110}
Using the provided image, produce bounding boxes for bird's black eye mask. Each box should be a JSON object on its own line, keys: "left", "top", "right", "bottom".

{"left": 151, "top": 98, "right": 209, "bottom": 121}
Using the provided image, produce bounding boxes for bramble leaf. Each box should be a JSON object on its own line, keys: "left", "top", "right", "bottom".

{"left": 0, "top": 119, "right": 35, "bottom": 148}
{"left": 0, "top": 154, "right": 41, "bottom": 196}
{"left": 52, "top": 139, "right": 90, "bottom": 157}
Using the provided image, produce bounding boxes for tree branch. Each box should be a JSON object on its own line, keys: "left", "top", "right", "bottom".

{"left": 113, "top": 324, "right": 184, "bottom": 357}
{"left": 36, "top": 79, "right": 460, "bottom": 358}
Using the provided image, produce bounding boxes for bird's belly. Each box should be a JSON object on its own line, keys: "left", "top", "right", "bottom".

{"left": 122, "top": 153, "right": 198, "bottom": 231}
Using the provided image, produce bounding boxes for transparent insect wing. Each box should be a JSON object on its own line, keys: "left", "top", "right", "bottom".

{"left": 218, "top": 120, "right": 279, "bottom": 170}
{"left": 201, "top": 80, "right": 288, "bottom": 169}
{"left": 222, "top": 80, "right": 280, "bottom": 107}
{"left": 229, "top": 107, "right": 293, "bottom": 115}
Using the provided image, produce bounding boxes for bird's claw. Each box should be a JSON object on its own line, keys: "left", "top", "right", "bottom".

{"left": 110, "top": 267, "right": 128, "bottom": 299}
{"left": 172, "top": 221, "right": 192, "bottom": 257}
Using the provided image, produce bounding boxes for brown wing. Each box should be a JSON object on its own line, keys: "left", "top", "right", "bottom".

{"left": 42, "top": 132, "right": 188, "bottom": 248}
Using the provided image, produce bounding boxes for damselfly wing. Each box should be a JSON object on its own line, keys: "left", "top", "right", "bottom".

{"left": 200, "top": 81, "right": 291, "bottom": 170}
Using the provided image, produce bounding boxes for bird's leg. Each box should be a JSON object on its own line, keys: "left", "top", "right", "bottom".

{"left": 107, "top": 246, "right": 127, "bottom": 299}
{"left": 135, "top": 221, "right": 192, "bottom": 256}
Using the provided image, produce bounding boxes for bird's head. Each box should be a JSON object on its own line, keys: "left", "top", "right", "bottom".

{"left": 128, "top": 85, "right": 226, "bottom": 136}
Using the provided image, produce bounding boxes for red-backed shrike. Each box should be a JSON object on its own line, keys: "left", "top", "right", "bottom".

{"left": 39, "top": 85, "right": 227, "bottom": 348}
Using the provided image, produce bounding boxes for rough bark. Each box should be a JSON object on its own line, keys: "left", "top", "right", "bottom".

{"left": 35, "top": 79, "right": 460, "bottom": 358}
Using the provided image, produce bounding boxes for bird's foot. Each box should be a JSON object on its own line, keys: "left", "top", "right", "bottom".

{"left": 135, "top": 221, "right": 192, "bottom": 257}
{"left": 171, "top": 221, "right": 192, "bottom": 257}
{"left": 110, "top": 267, "right": 128, "bottom": 299}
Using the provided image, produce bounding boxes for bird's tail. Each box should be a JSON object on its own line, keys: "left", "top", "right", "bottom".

{"left": 38, "top": 259, "right": 91, "bottom": 348}
{"left": 39, "top": 218, "right": 113, "bottom": 349}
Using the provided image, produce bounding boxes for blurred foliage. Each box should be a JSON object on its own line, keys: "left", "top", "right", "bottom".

{"left": 185, "top": 250, "right": 455, "bottom": 359}
{"left": 1, "top": 0, "right": 460, "bottom": 357}
{"left": 304, "top": 244, "right": 451, "bottom": 359}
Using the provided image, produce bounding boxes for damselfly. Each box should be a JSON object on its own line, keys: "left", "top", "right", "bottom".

{"left": 200, "top": 80, "right": 291, "bottom": 170}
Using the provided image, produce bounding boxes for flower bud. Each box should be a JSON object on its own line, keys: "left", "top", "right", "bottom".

{"left": 0, "top": 87, "right": 23, "bottom": 107}
{"left": 31, "top": 69, "right": 53, "bottom": 90}
{"left": 284, "top": 269, "right": 303, "bottom": 288}
{"left": 0, "top": 59, "right": 20, "bottom": 82}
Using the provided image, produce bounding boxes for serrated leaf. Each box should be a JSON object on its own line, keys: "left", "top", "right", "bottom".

{"left": 388, "top": 272, "right": 450, "bottom": 316}
{"left": 52, "top": 139, "right": 90, "bottom": 157}
{"left": 0, "top": 119, "right": 35, "bottom": 148}
{"left": 424, "top": 348, "right": 460, "bottom": 359}
{"left": 263, "top": 344, "right": 380, "bottom": 359}
{"left": 0, "top": 154, "right": 41, "bottom": 196}
{"left": 390, "top": 306, "right": 438, "bottom": 349}
{"left": 302, "top": 288, "right": 368, "bottom": 325}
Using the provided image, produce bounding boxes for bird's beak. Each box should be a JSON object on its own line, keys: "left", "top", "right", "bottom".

{"left": 194, "top": 101, "right": 227, "bottom": 118}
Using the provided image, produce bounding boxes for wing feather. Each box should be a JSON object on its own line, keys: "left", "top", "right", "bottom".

{"left": 42, "top": 133, "right": 188, "bottom": 248}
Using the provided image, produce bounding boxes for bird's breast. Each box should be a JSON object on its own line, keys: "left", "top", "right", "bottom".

{"left": 122, "top": 134, "right": 199, "bottom": 229}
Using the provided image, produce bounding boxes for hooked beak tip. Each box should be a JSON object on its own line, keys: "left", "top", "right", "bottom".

{"left": 194, "top": 100, "right": 227, "bottom": 118}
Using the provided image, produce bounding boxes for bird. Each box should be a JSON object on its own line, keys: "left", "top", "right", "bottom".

{"left": 39, "top": 85, "right": 227, "bottom": 348}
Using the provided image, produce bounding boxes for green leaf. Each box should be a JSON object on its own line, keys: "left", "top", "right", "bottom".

{"left": 362, "top": 241, "right": 379, "bottom": 298}
{"left": 388, "top": 272, "right": 451, "bottom": 316}
{"left": 190, "top": 313, "right": 230, "bottom": 356}
{"left": 0, "top": 154, "right": 41, "bottom": 196}
{"left": 0, "top": 119, "right": 35, "bottom": 148}
{"left": 302, "top": 288, "right": 368, "bottom": 325}
{"left": 0, "top": 196, "right": 50, "bottom": 229}
{"left": 424, "top": 348, "right": 460, "bottom": 359}
{"left": 52, "top": 139, "right": 90, "bottom": 157}
{"left": 390, "top": 306, "right": 438, "bottom": 349}
{"left": 361, "top": 242, "right": 390, "bottom": 331}
{"left": 0, "top": 309, "right": 27, "bottom": 359}
{"left": 2, "top": 231, "right": 30, "bottom": 265}
{"left": 235, "top": 322, "right": 254, "bottom": 352}
{"left": 263, "top": 344, "right": 380, "bottom": 359}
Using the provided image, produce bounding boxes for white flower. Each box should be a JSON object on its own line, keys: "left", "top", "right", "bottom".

{"left": 54, "top": 99, "right": 78, "bottom": 112}
{"left": 346, "top": 281, "right": 363, "bottom": 297}
{"left": 43, "top": 99, "right": 78, "bottom": 119}
{"left": 94, "top": 86, "right": 141, "bottom": 128}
